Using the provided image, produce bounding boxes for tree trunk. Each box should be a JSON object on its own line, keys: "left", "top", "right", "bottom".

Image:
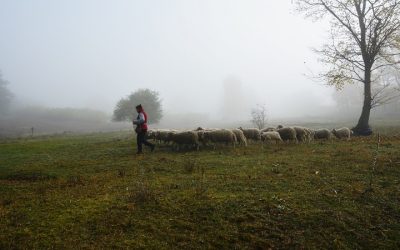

{"left": 353, "top": 68, "right": 373, "bottom": 136}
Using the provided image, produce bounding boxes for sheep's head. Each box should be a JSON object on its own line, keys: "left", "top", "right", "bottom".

{"left": 277, "top": 125, "right": 283, "bottom": 129}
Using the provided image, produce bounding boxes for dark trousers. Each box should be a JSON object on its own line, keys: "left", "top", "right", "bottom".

{"left": 137, "top": 131, "right": 154, "bottom": 153}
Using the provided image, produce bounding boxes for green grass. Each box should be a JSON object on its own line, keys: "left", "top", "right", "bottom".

{"left": 1, "top": 131, "right": 400, "bottom": 249}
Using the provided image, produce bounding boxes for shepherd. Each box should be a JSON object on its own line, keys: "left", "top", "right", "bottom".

{"left": 133, "top": 104, "right": 155, "bottom": 154}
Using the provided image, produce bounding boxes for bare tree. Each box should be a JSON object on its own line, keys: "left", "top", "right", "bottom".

{"left": 251, "top": 104, "right": 268, "bottom": 130}
{"left": 297, "top": 0, "right": 400, "bottom": 135}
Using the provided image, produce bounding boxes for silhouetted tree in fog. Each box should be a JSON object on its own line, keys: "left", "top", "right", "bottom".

{"left": 0, "top": 71, "right": 13, "bottom": 115}
{"left": 113, "top": 89, "right": 162, "bottom": 124}
{"left": 297, "top": 0, "right": 400, "bottom": 135}
{"left": 251, "top": 104, "right": 268, "bottom": 129}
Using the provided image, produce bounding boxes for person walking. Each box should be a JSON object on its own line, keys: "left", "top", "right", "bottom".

{"left": 133, "top": 104, "right": 155, "bottom": 154}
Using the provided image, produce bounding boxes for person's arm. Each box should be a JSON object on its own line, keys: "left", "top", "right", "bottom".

{"left": 133, "top": 113, "right": 145, "bottom": 125}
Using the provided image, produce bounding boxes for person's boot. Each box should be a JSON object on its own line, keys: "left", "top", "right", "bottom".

{"left": 150, "top": 144, "right": 155, "bottom": 152}
{"left": 136, "top": 151, "right": 143, "bottom": 155}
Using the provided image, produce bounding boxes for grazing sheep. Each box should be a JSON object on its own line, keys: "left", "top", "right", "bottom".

{"left": 170, "top": 131, "right": 200, "bottom": 151}
{"left": 203, "top": 129, "right": 237, "bottom": 148}
{"left": 314, "top": 129, "right": 333, "bottom": 140}
{"left": 153, "top": 130, "right": 164, "bottom": 144}
{"left": 155, "top": 130, "right": 177, "bottom": 144}
{"left": 293, "top": 126, "right": 313, "bottom": 143}
{"left": 332, "top": 127, "right": 351, "bottom": 140}
{"left": 192, "top": 128, "right": 220, "bottom": 146}
{"left": 261, "top": 131, "right": 283, "bottom": 143}
{"left": 260, "top": 127, "right": 277, "bottom": 133}
{"left": 277, "top": 127, "right": 297, "bottom": 143}
{"left": 195, "top": 130, "right": 207, "bottom": 146}
{"left": 231, "top": 129, "right": 247, "bottom": 147}
{"left": 238, "top": 127, "right": 261, "bottom": 142}
{"left": 304, "top": 128, "right": 315, "bottom": 142}
{"left": 146, "top": 130, "right": 157, "bottom": 140}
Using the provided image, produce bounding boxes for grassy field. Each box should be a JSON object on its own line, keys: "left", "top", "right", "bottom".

{"left": 1, "top": 130, "right": 400, "bottom": 249}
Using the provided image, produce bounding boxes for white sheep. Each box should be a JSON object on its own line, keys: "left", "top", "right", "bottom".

{"left": 277, "top": 127, "right": 297, "bottom": 143}
{"left": 260, "top": 127, "right": 277, "bottom": 133}
{"left": 238, "top": 127, "right": 261, "bottom": 142}
{"left": 155, "top": 129, "right": 178, "bottom": 144}
{"left": 231, "top": 129, "right": 247, "bottom": 147}
{"left": 203, "top": 129, "right": 237, "bottom": 148}
{"left": 332, "top": 127, "right": 351, "bottom": 140}
{"left": 293, "top": 126, "right": 314, "bottom": 143}
{"left": 170, "top": 131, "right": 200, "bottom": 151}
{"left": 314, "top": 129, "right": 333, "bottom": 140}
{"left": 305, "top": 128, "right": 315, "bottom": 142}
{"left": 261, "top": 131, "right": 283, "bottom": 144}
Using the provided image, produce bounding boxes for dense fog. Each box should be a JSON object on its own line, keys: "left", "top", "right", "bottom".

{"left": 0, "top": 1, "right": 399, "bottom": 136}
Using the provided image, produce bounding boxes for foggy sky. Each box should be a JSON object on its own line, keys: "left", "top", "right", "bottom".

{"left": 0, "top": 0, "right": 335, "bottom": 120}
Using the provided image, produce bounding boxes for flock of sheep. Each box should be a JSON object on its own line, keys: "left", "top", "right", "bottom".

{"left": 145, "top": 126, "right": 352, "bottom": 151}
